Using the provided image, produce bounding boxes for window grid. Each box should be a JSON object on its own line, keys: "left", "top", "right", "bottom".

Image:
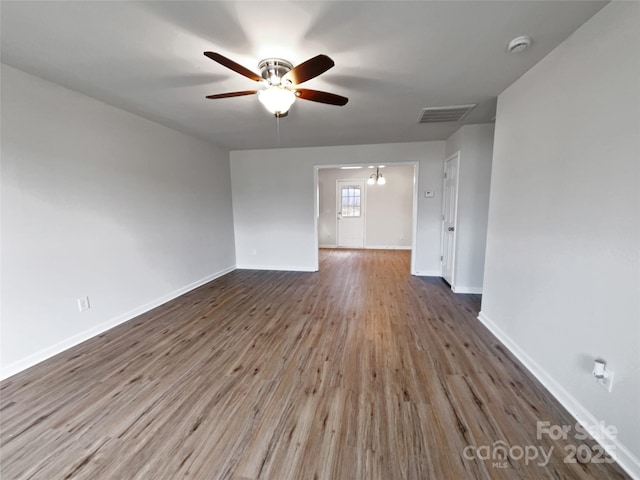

{"left": 341, "top": 186, "right": 361, "bottom": 217}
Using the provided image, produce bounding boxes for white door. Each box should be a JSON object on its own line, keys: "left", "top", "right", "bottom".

{"left": 441, "top": 153, "right": 459, "bottom": 285}
{"left": 337, "top": 180, "right": 365, "bottom": 248}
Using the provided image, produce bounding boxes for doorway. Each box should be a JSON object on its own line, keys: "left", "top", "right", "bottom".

{"left": 441, "top": 152, "right": 460, "bottom": 285}
{"left": 336, "top": 180, "right": 365, "bottom": 248}
{"left": 314, "top": 163, "right": 419, "bottom": 274}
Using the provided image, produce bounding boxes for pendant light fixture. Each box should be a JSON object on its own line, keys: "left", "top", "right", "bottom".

{"left": 368, "top": 166, "right": 386, "bottom": 185}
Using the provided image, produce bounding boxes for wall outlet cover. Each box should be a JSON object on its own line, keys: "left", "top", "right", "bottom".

{"left": 77, "top": 296, "right": 90, "bottom": 312}
{"left": 597, "top": 371, "right": 614, "bottom": 392}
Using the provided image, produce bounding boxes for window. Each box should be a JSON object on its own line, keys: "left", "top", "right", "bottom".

{"left": 341, "top": 186, "right": 361, "bottom": 217}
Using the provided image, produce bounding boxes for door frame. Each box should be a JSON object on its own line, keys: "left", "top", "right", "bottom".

{"left": 336, "top": 179, "right": 366, "bottom": 248}
{"left": 440, "top": 151, "right": 460, "bottom": 285}
{"left": 313, "top": 162, "right": 419, "bottom": 274}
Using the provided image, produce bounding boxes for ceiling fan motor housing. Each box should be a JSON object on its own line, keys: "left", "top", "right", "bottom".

{"left": 258, "top": 58, "right": 293, "bottom": 85}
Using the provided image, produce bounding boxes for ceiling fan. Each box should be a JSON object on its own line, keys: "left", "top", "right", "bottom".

{"left": 203, "top": 52, "right": 348, "bottom": 117}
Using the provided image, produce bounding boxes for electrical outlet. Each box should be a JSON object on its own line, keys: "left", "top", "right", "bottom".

{"left": 77, "top": 296, "right": 90, "bottom": 312}
{"left": 597, "top": 371, "right": 614, "bottom": 392}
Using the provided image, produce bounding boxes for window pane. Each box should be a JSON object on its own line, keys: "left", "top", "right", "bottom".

{"left": 341, "top": 185, "right": 361, "bottom": 217}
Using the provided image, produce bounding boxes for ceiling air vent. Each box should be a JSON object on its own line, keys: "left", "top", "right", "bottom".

{"left": 417, "top": 104, "right": 476, "bottom": 124}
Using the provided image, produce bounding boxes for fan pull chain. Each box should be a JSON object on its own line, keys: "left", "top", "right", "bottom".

{"left": 276, "top": 115, "right": 281, "bottom": 146}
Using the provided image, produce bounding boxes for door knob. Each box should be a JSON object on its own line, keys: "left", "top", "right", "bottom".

{"left": 448, "top": 227, "right": 455, "bottom": 232}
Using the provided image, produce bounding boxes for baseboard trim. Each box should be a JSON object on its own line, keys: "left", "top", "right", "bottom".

{"left": 412, "top": 270, "right": 442, "bottom": 277}
{"left": 318, "top": 246, "right": 411, "bottom": 251}
{"left": 478, "top": 311, "right": 640, "bottom": 480}
{"left": 452, "top": 285, "right": 483, "bottom": 294}
{"left": 236, "top": 264, "right": 317, "bottom": 272}
{"left": 0, "top": 265, "right": 237, "bottom": 381}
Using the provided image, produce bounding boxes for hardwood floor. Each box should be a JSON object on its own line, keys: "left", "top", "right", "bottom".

{"left": 0, "top": 249, "right": 630, "bottom": 479}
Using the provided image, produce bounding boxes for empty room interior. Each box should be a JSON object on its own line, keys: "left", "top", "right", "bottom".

{"left": 1, "top": 1, "right": 639, "bottom": 479}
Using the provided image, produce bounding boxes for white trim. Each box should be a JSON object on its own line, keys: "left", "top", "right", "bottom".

{"left": 452, "top": 285, "right": 483, "bottom": 294}
{"left": 478, "top": 312, "right": 640, "bottom": 480}
{"left": 313, "top": 167, "right": 320, "bottom": 271}
{"left": 0, "top": 265, "right": 237, "bottom": 381}
{"left": 319, "top": 245, "right": 411, "bottom": 250}
{"left": 412, "top": 270, "right": 442, "bottom": 277}
{"left": 236, "top": 264, "right": 316, "bottom": 272}
{"left": 410, "top": 162, "right": 419, "bottom": 275}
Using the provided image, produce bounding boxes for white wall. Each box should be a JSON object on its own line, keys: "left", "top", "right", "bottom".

{"left": 318, "top": 166, "right": 414, "bottom": 249}
{"left": 231, "top": 142, "right": 445, "bottom": 274}
{"left": 480, "top": 2, "right": 640, "bottom": 477}
{"left": 1, "top": 65, "right": 237, "bottom": 378}
{"left": 445, "top": 124, "right": 494, "bottom": 293}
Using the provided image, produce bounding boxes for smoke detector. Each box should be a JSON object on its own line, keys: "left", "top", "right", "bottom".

{"left": 508, "top": 36, "right": 532, "bottom": 53}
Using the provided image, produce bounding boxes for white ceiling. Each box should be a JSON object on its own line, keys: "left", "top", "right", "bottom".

{"left": 1, "top": 1, "right": 607, "bottom": 151}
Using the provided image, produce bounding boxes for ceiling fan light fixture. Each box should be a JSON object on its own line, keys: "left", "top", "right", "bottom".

{"left": 204, "top": 52, "right": 347, "bottom": 115}
{"left": 258, "top": 87, "right": 296, "bottom": 115}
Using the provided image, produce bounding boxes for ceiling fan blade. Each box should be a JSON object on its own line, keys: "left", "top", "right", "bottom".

{"left": 283, "top": 54, "right": 334, "bottom": 85}
{"left": 204, "top": 52, "right": 263, "bottom": 83}
{"left": 295, "top": 89, "right": 348, "bottom": 106}
{"left": 205, "top": 90, "right": 258, "bottom": 99}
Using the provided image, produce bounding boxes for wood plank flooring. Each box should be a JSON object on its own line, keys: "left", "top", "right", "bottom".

{"left": 0, "top": 249, "right": 630, "bottom": 479}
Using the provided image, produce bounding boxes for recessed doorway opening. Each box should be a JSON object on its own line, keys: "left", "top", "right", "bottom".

{"left": 314, "top": 163, "right": 419, "bottom": 274}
